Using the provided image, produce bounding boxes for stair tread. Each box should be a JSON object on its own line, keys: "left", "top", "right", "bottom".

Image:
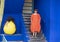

{"left": 25, "top": 2, "right": 32, "bottom": 3}
{"left": 23, "top": 9, "right": 32, "bottom": 12}
{"left": 23, "top": 11, "right": 32, "bottom": 13}
{"left": 23, "top": 9, "right": 32, "bottom": 11}
{"left": 23, "top": 7, "right": 32, "bottom": 10}
{"left": 22, "top": 13, "right": 31, "bottom": 16}
{"left": 24, "top": 3, "right": 32, "bottom": 6}
{"left": 23, "top": 15, "right": 31, "bottom": 17}
{"left": 23, "top": 12, "right": 32, "bottom": 14}
{"left": 25, "top": 0, "right": 32, "bottom": 2}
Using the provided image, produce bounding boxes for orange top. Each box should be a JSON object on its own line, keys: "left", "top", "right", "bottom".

{"left": 30, "top": 13, "right": 41, "bottom": 33}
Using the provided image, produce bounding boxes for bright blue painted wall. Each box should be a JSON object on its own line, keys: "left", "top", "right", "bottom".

{"left": 1, "top": 0, "right": 24, "bottom": 34}
{"left": 0, "top": 0, "right": 28, "bottom": 41}
{"left": 34, "top": 0, "right": 60, "bottom": 42}
{"left": 50, "top": 0, "right": 60, "bottom": 42}
{"left": 34, "top": 0, "right": 50, "bottom": 41}
{"left": 4, "top": 0, "right": 24, "bottom": 13}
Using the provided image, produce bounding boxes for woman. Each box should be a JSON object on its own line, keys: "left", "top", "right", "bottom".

{"left": 30, "top": 9, "right": 41, "bottom": 37}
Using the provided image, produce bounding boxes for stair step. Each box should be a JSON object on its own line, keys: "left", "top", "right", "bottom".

{"left": 23, "top": 14, "right": 31, "bottom": 16}
{"left": 23, "top": 7, "right": 32, "bottom": 10}
{"left": 25, "top": 2, "right": 32, "bottom": 4}
{"left": 23, "top": 17, "right": 30, "bottom": 19}
{"left": 23, "top": 9, "right": 32, "bottom": 11}
{"left": 25, "top": 23, "right": 30, "bottom": 25}
{"left": 29, "top": 40, "right": 47, "bottom": 42}
{"left": 24, "top": 23, "right": 30, "bottom": 25}
{"left": 24, "top": 20, "right": 30, "bottom": 22}
{"left": 23, "top": 16, "right": 30, "bottom": 18}
{"left": 8, "top": 41, "right": 23, "bottom": 42}
{"left": 25, "top": 1, "right": 32, "bottom": 3}
{"left": 23, "top": 15, "right": 31, "bottom": 17}
{"left": 25, "top": 25, "right": 30, "bottom": 28}
{"left": 23, "top": 9, "right": 32, "bottom": 12}
{"left": 23, "top": 12, "right": 32, "bottom": 15}
{"left": 22, "top": 14, "right": 31, "bottom": 16}
{"left": 26, "top": 27, "right": 30, "bottom": 30}
{"left": 24, "top": 22, "right": 31, "bottom": 24}
{"left": 23, "top": 16, "right": 31, "bottom": 17}
{"left": 24, "top": 2, "right": 32, "bottom": 7}
{"left": 24, "top": 5, "right": 32, "bottom": 7}
{"left": 23, "top": 10, "right": 32, "bottom": 13}
{"left": 23, "top": 18, "right": 30, "bottom": 20}
{"left": 27, "top": 31, "right": 31, "bottom": 34}
{"left": 25, "top": 0, "right": 32, "bottom": 2}
{"left": 24, "top": 3, "right": 32, "bottom": 7}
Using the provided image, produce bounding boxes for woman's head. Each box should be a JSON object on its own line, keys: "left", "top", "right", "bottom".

{"left": 7, "top": 16, "right": 14, "bottom": 22}
{"left": 34, "top": 9, "right": 38, "bottom": 13}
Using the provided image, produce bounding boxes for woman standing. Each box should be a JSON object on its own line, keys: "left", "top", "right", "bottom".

{"left": 30, "top": 9, "right": 41, "bottom": 37}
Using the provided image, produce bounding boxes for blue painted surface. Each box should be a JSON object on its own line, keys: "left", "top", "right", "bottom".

{"left": 34, "top": 0, "right": 50, "bottom": 42}
{"left": 34, "top": 0, "right": 60, "bottom": 42}
{"left": 0, "top": 36, "right": 2, "bottom": 41}
{"left": 50, "top": 0, "right": 60, "bottom": 42}
{"left": 4, "top": 0, "right": 24, "bottom": 13}
{"left": 0, "top": 0, "right": 28, "bottom": 41}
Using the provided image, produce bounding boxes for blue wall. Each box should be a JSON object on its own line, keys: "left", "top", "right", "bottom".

{"left": 0, "top": 0, "right": 28, "bottom": 41}
{"left": 34, "top": 0, "right": 50, "bottom": 41}
{"left": 4, "top": 0, "right": 24, "bottom": 13}
{"left": 50, "top": 0, "right": 60, "bottom": 42}
{"left": 1, "top": 0, "right": 24, "bottom": 34}
{"left": 34, "top": 0, "right": 60, "bottom": 42}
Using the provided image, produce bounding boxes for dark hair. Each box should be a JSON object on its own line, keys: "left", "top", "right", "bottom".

{"left": 7, "top": 16, "right": 14, "bottom": 22}
{"left": 34, "top": 9, "right": 38, "bottom": 11}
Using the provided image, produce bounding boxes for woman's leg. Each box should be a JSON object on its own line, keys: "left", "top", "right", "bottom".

{"left": 32, "top": 32, "right": 37, "bottom": 37}
{"left": 35, "top": 32, "right": 37, "bottom": 37}
{"left": 33, "top": 32, "right": 35, "bottom": 37}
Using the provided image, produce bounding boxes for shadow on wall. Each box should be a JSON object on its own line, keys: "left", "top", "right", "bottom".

{"left": 34, "top": 0, "right": 50, "bottom": 41}
{"left": 38, "top": 8, "right": 50, "bottom": 42}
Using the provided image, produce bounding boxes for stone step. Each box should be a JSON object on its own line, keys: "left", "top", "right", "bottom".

{"left": 25, "top": 0, "right": 32, "bottom": 2}
{"left": 22, "top": 14, "right": 31, "bottom": 16}
{"left": 25, "top": 22, "right": 31, "bottom": 24}
{"left": 23, "top": 9, "right": 32, "bottom": 11}
{"left": 23, "top": 9, "right": 32, "bottom": 12}
{"left": 23, "top": 15, "right": 31, "bottom": 17}
{"left": 25, "top": 25, "right": 30, "bottom": 28}
{"left": 24, "top": 2, "right": 32, "bottom": 6}
{"left": 25, "top": 23, "right": 30, "bottom": 25}
{"left": 23, "top": 16, "right": 30, "bottom": 18}
{"left": 23, "top": 14, "right": 31, "bottom": 17}
{"left": 26, "top": 27, "right": 30, "bottom": 30}
{"left": 27, "top": 31, "right": 31, "bottom": 34}
{"left": 29, "top": 40, "right": 47, "bottom": 42}
{"left": 23, "top": 17, "right": 30, "bottom": 20}
{"left": 8, "top": 41, "right": 23, "bottom": 42}
{"left": 23, "top": 12, "right": 32, "bottom": 14}
{"left": 23, "top": 7, "right": 32, "bottom": 11}
{"left": 23, "top": 10, "right": 32, "bottom": 13}
{"left": 24, "top": 3, "right": 32, "bottom": 7}
{"left": 24, "top": 20, "right": 30, "bottom": 22}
